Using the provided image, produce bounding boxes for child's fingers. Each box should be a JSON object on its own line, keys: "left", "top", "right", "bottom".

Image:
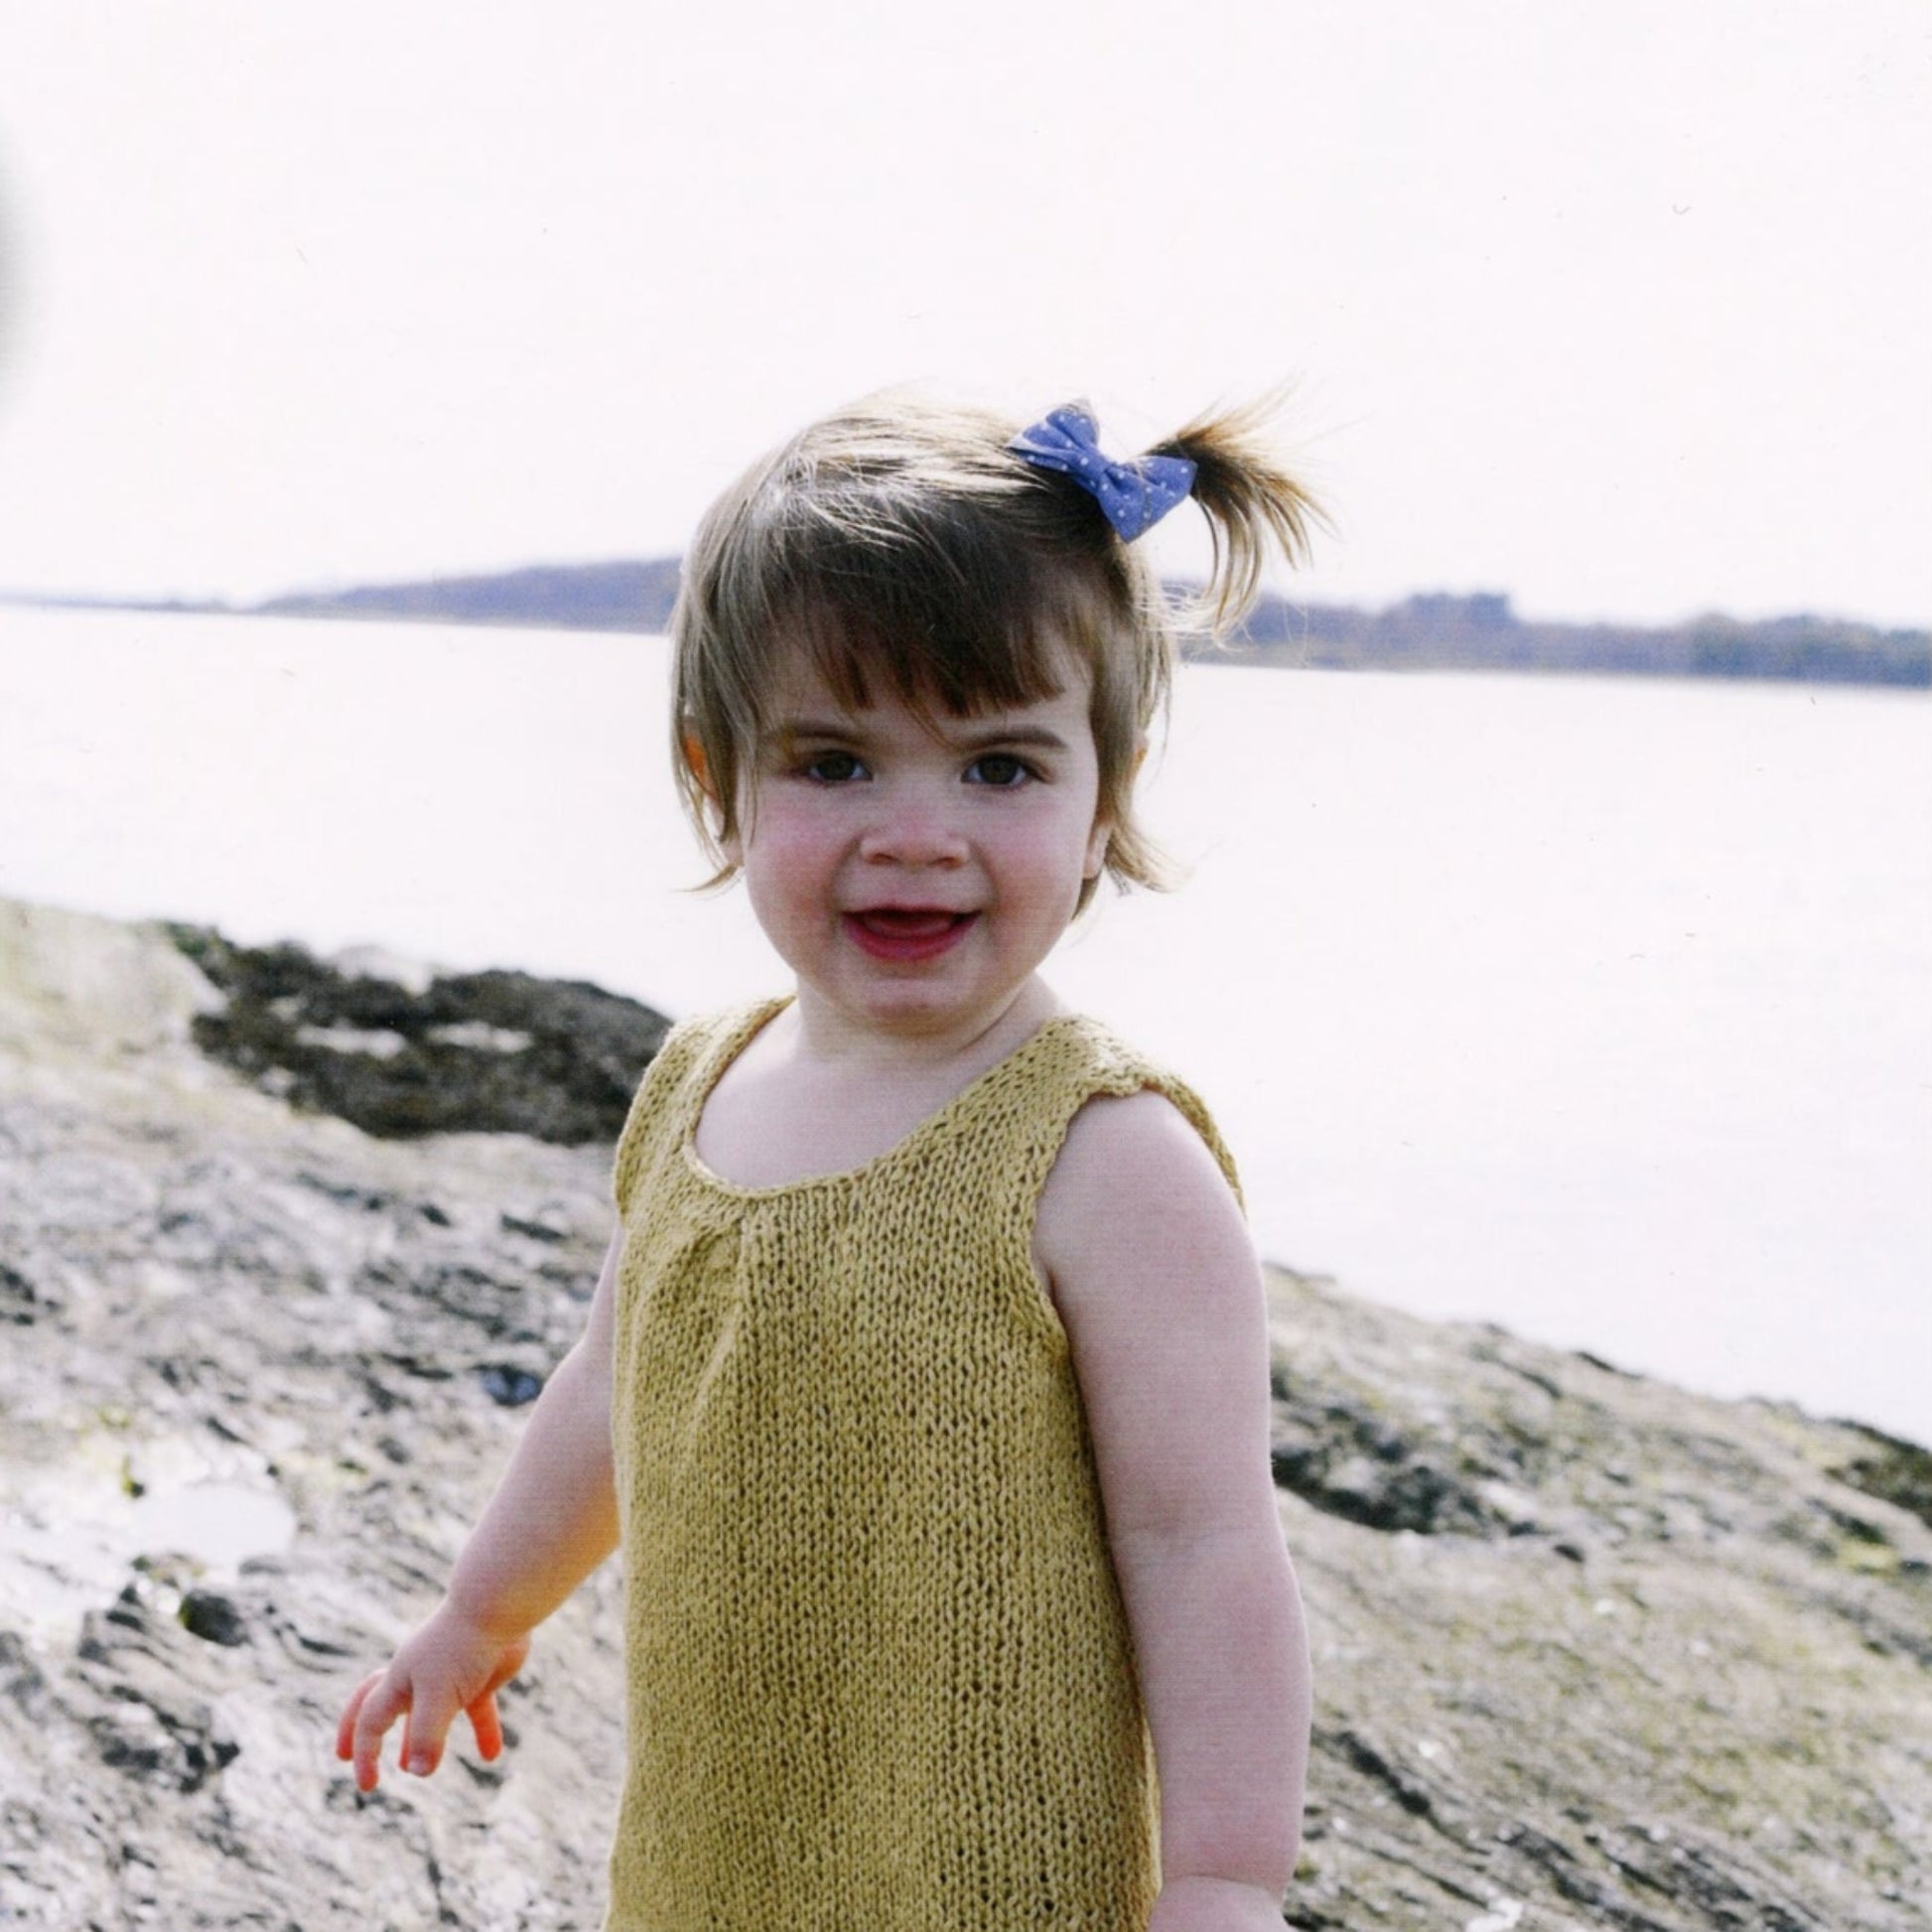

{"left": 397, "top": 1675, "right": 467, "bottom": 1781}
{"left": 334, "top": 1671, "right": 382, "bottom": 1762}
{"left": 337, "top": 1632, "right": 527, "bottom": 1788}
{"left": 348, "top": 1670, "right": 418, "bottom": 1791}
{"left": 462, "top": 1633, "right": 529, "bottom": 1764}
{"left": 467, "top": 1689, "right": 504, "bottom": 1761}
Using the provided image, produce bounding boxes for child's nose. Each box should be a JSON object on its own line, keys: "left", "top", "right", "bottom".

{"left": 857, "top": 791, "right": 968, "bottom": 868}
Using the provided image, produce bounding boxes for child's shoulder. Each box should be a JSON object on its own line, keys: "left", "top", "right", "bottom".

{"left": 1042, "top": 1076, "right": 1243, "bottom": 1236}
{"left": 1032, "top": 1060, "right": 1260, "bottom": 1356}
{"left": 634, "top": 997, "right": 790, "bottom": 1097}
{"left": 1034, "top": 1014, "right": 1242, "bottom": 1201}
{"left": 669, "top": 996, "right": 791, "bottom": 1057}
{"left": 1029, "top": 1012, "right": 1249, "bottom": 1304}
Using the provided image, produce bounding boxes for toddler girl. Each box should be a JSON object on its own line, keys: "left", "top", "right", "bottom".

{"left": 337, "top": 391, "right": 1320, "bottom": 1931}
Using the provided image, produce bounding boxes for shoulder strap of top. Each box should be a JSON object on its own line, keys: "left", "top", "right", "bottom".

{"left": 612, "top": 1000, "right": 785, "bottom": 1215}
{"left": 952, "top": 1015, "right": 1245, "bottom": 1222}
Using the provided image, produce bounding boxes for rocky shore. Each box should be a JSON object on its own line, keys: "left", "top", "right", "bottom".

{"left": 2, "top": 897, "right": 1927, "bottom": 1931}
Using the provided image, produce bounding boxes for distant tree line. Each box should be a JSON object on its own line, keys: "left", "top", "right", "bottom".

{"left": 1219, "top": 591, "right": 1929, "bottom": 687}
{"left": 57, "top": 559, "right": 1928, "bottom": 690}
{"left": 257, "top": 558, "right": 686, "bottom": 633}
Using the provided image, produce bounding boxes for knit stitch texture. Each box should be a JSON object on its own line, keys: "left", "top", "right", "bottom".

{"left": 604, "top": 1000, "right": 1240, "bottom": 1931}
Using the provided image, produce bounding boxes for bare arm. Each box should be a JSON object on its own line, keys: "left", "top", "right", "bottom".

{"left": 1036, "top": 1093, "right": 1311, "bottom": 1931}
{"left": 335, "top": 1225, "right": 624, "bottom": 1789}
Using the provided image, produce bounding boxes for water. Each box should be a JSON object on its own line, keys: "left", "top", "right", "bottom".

{"left": 0, "top": 1423, "right": 296, "bottom": 1641}
{"left": 4, "top": 605, "right": 1928, "bottom": 1441}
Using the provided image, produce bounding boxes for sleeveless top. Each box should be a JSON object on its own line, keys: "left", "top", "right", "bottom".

{"left": 603, "top": 1000, "right": 1241, "bottom": 1931}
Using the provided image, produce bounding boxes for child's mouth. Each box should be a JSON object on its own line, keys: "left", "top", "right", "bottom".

{"left": 843, "top": 909, "right": 977, "bottom": 963}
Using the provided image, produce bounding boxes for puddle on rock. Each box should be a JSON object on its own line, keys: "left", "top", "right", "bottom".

{"left": 0, "top": 1435, "right": 297, "bottom": 1643}
{"left": 127, "top": 1481, "right": 296, "bottom": 1572}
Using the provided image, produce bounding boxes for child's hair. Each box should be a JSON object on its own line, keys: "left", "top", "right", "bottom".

{"left": 671, "top": 389, "right": 1321, "bottom": 903}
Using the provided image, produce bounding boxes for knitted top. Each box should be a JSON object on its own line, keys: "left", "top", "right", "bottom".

{"left": 603, "top": 999, "right": 1241, "bottom": 1932}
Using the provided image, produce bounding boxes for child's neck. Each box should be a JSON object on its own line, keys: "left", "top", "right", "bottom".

{"left": 693, "top": 977, "right": 1064, "bottom": 1190}
{"left": 790, "top": 974, "right": 1062, "bottom": 1072}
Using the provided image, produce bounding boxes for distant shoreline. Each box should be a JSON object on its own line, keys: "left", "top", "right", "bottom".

{"left": 6, "top": 560, "right": 1927, "bottom": 689}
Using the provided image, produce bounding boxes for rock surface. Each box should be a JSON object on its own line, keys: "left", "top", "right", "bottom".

{"left": 167, "top": 924, "right": 669, "bottom": 1146}
{"left": 2, "top": 897, "right": 1928, "bottom": 1931}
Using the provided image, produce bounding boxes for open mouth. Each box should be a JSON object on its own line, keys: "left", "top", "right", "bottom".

{"left": 843, "top": 908, "right": 977, "bottom": 963}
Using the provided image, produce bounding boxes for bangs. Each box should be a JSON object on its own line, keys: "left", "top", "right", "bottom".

{"left": 732, "top": 491, "right": 1101, "bottom": 727}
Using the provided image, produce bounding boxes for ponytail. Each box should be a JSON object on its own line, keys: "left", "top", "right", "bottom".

{"left": 1152, "top": 396, "right": 1324, "bottom": 633}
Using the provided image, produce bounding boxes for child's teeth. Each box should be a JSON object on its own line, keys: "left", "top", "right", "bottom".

{"left": 868, "top": 911, "right": 953, "bottom": 934}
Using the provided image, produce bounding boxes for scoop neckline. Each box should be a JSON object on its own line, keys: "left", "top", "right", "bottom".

{"left": 679, "top": 998, "right": 1090, "bottom": 1201}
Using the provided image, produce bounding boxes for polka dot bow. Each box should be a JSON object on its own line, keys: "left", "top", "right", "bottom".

{"left": 1006, "top": 403, "right": 1197, "bottom": 543}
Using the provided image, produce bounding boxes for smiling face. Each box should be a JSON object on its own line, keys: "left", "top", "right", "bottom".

{"left": 727, "top": 644, "right": 1111, "bottom": 1052}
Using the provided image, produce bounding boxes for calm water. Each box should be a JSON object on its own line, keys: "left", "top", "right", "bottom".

{"left": 4, "top": 606, "right": 1928, "bottom": 1440}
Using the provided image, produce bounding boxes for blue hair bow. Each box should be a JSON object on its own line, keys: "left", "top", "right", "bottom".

{"left": 1007, "top": 403, "right": 1196, "bottom": 542}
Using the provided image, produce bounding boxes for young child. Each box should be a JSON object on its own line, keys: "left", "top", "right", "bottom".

{"left": 337, "top": 391, "right": 1319, "bottom": 1931}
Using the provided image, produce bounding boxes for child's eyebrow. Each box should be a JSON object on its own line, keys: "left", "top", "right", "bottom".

{"left": 943, "top": 723, "right": 1072, "bottom": 754}
{"left": 770, "top": 717, "right": 1073, "bottom": 754}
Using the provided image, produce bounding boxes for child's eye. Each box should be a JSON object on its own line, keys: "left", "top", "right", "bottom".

{"left": 964, "top": 753, "right": 1034, "bottom": 788}
{"left": 802, "top": 751, "right": 867, "bottom": 783}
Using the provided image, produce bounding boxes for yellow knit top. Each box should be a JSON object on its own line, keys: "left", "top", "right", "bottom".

{"left": 604, "top": 1000, "right": 1240, "bottom": 1932}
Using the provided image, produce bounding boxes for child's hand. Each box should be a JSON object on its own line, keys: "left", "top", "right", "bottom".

{"left": 1148, "top": 1875, "right": 1288, "bottom": 1931}
{"left": 334, "top": 1600, "right": 531, "bottom": 1792}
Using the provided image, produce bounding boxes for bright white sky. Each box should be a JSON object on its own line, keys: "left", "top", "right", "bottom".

{"left": 0, "top": 1, "right": 1926, "bottom": 624}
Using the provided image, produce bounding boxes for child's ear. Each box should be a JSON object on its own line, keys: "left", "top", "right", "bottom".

{"left": 1083, "top": 818, "right": 1111, "bottom": 881}
{"left": 1084, "top": 737, "right": 1146, "bottom": 877}
{"left": 681, "top": 730, "right": 716, "bottom": 802}
{"left": 1084, "top": 796, "right": 1120, "bottom": 881}
{"left": 683, "top": 730, "right": 744, "bottom": 864}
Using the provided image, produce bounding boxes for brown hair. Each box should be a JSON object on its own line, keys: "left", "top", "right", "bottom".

{"left": 671, "top": 389, "right": 1320, "bottom": 904}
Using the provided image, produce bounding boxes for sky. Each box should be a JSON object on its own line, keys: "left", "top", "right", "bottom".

{"left": 0, "top": 2, "right": 1927, "bottom": 627}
